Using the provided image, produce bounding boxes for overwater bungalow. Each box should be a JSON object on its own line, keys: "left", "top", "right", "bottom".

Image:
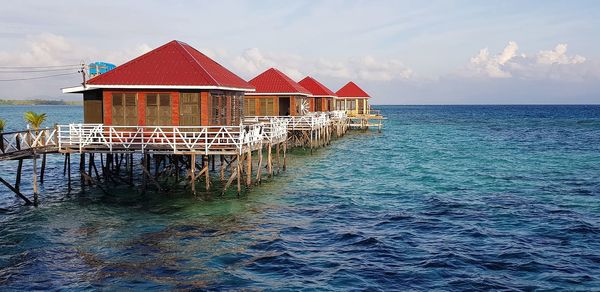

{"left": 335, "top": 81, "right": 371, "bottom": 116}
{"left": 298, "top": 76, "right": 336, "bottom": 112}
{"left": 62, "top": 40, "right": 254, "bottom": 127}
{"left": 244, "top": 68, "right": 312, "bottom": 117}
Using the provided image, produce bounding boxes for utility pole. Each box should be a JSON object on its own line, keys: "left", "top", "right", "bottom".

{"left": 79, "top": 63, "right": 87, "bottom": 88}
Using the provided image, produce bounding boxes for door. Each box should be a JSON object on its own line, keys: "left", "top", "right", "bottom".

{"left": 279, "top": 97, "right": 290, "bottom": 116}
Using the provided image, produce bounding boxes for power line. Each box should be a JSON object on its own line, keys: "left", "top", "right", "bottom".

{"left": 0, "top": 72, "right": 79, "bottom": 82}
{"left": 0, "top": 68, "right": 80, "bottom": 73}
{"left": 0, "top": 64, "right": 82, "bottom": 69}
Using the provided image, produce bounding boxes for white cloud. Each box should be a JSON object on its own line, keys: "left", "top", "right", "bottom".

{"left": 536, "top": 44, "right": 585, "bottom": 65}
{"left": 464, "top": 41, "right": 592, "bottom": 81}
{"left": 232, "top": 48, "right": 413, "bottom": 82}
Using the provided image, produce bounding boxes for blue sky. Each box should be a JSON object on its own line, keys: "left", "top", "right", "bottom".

{"left": 1, "top": 0, "right": 599, "bottom": 104}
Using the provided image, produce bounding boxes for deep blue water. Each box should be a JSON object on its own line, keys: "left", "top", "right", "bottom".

{"left": 1, "top": 105, "right": 599, "bottom": 290}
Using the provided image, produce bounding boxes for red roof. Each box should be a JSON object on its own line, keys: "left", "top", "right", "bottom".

{"left": 298, "top": 76, "right": 336, "bottom": 98}
{"left": 85, "top": 40, "right": 253, "bottom": 90}
{"left": 336, "top": 81, "right": 371, "bottom": 99}
{"left": 247, "top": 68, "right": 311, "bottom": 96}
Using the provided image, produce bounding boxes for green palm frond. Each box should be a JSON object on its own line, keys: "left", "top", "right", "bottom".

{"left": 0, "top": 118, "right": 5, "bottom": 132}
{"left": 24, "top": 111, "right": 47, "bottom": 130}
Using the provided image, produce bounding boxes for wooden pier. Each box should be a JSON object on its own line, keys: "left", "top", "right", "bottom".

{"left": 0, "top": 114, "right": 357, "bottom": 206}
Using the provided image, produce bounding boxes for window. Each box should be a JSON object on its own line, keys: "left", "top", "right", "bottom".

{"left": 259, "top": 98, "right": 274, "bottom": 116}
{"left": 146, "top": 93, "right": 171, "bottom": 126}
{"left": 112, "top": 93, "right": 137, "bottom": 126}
{"left": 232, "top": 93, "right": 243, "bottom": 124}
{"left": 244, "top": 97, "right": 256, "bottom": 116}
{"left": 179, "top": 93, "right": 201, "bottom": 126}
{"left": 210, "top": 92, "right": 227, "bottom": 125}
{"left": 315, "top": 98, "right": 323, "bottom": 111}
{"left": 348, "top": 99, "right": 356, "bottom": 110}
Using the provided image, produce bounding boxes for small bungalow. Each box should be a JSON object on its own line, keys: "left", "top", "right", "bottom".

{"left": 335, "top": 81, "right": 371, "bottom": 116}
{"left": 245, "top": 68, "right": 312, "bottom": 116}
{"left": 62, "top": 40, "right": 254, "bottom": 126}
{"left": 298, "top": 76, "right": 336, "bottom": 112}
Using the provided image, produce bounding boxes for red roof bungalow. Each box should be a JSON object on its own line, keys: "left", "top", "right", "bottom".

{"left": 62, "top": 40, "right": 254, "bottom": 127}
{"left": 245, "top": 68, "right": 311, "bottom": 116}
{"left": 335, "top": 81, "right": 371, "bottom": 115}
{"left": 298, "top": 76, "right": 336, "bottom": 112}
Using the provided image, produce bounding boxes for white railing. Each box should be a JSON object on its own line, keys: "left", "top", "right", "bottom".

{"left": 329, "top": 110, "right": 347, "bottom": 120}
{"left": 0, "top": 127, "right": 58, "bottom": 156}
{"left": 57, "top": 123, "right": 266, "bottom": 155}
{"left": 247, "top": 114, "right": 331, "bottom": 130}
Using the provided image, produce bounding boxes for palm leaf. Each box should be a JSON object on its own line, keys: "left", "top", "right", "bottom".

{"left": 0, "top": 118, "right": 5, "bottom": 132}
{"left": 24, "top": 111, "right": 47, "bottom": 130}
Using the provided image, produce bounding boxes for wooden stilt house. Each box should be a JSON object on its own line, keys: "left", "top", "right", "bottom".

{"left": 244, "top": 68, "right": 312, "bottom": 116}
{"left": 335, "top": 81, "right": 371, "bottom": 116}
{"left": 298, "top": 76, "right": 336, "bottom": 112}
{"left": 62, "top": 40, "right": 254, "bottom": 126}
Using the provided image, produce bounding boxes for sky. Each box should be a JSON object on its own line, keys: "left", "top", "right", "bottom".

{"left": 1, "top": 0, "right": 599, "bottom": 104}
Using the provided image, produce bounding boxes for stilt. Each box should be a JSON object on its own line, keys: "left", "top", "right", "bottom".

{"left": 236, "top": 154, "right": 241, "bottom": 196}
{"left": 16, "top": 159, "right": 23, "bottom": 192}
{"left": 220, "top": 155, "right": 225, "bottom": 181}
{"left": 256, "top": 143, "right": 263, "bottom": 184}
{"left": 67, "top": 153, "right": 72, "bottom": 192}
{"left": 246, "top": 149, "right": 252, "bottom": 186}
{"left": 204, "top": 155, "right": 210, "bottom": 191}
{"left": 0, "top": 175, "right": 33, "bottom": 205}
{"left": 63, "top": 154, "right": 68, "bottom": 175}
{"left": 267, "top": 143, "right": 273, "bottom": 177}
{"left": 190, "top": 154, "right": 196, "bottom": 195}
{"left": 32, "top": 152, "right": 38, "bottom": 206}
{"left": 276, "top": 143, "right": 281, "bottom": 174}
{"left": 40, "top": 153, "right": 46, "bottom": 184}
{"left": 129, "top": 153, "right": 133, "bottom": 185}
{"left": 283, "top": 142, "right": 287, "bottom": 171}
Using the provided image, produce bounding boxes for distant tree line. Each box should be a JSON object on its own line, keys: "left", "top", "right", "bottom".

{"left": 0, "top": 99, "right": 82, "bottom": 105}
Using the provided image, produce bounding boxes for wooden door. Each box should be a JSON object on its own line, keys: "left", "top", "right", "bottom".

{"left": 179, "top": 93, "right": 201, "bottom": 126}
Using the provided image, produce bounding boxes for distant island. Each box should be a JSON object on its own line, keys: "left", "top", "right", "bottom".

{"left": 0, "top": 99, "right": 82, "bottom": 106}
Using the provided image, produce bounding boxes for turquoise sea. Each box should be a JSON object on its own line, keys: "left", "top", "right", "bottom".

{"left": 0, "top": 105, "right": 599, "bottom": 290}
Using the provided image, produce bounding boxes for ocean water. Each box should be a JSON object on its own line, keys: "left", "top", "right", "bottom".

{"left": 0, "top": 105, "right": 599, "bottom": 290}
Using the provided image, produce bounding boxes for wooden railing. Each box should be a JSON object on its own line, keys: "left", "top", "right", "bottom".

{"left": 0, "top": 128, "right": 58, "bottom": 158}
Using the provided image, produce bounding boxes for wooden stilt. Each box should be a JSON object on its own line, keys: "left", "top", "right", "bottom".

{"left": 236, "top": 154, "right": 241, "bottom": 196}
{"left": 16, "top": 159, "right": 23, "bottom": 192}
{"left": 63, "top": 154, "right": 68, "bottom": 175}
{"left": 267, "top": 143, "right": 273, "bottom": 177}
{"left": 0, "top": 175, "right": 33, "bottom": 205}
{"left": 204, "top": 155, "right": 210, "bottom": 191}
{"left": 67, "top": 153, "right": 72, "bottom": 192}
{"left": 32, "top": 152, "right": 38, "bottom": 206}
{"left": 190, "top": 154, "right": 196, "bottom": 195}
{"left": 256, "top": 143, "right": 263, "bottom": 184}
{"left": 246, "top": 149, "right": 252, "bottom": 186}
{"left": 283, "top": 142, "right": 287, "bottom": 171}
{"left": 40, "top": 153, "right": 46, "bottom": 184}
{"left": 220, "top": 155, "right": 225, "bottom": 182}
{"left": 276, "top": 143, "right": 281, "bottom": 174}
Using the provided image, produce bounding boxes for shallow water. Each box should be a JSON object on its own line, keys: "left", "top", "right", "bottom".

{"left": 1, "top": 105, "right": 599, "bottom": 290}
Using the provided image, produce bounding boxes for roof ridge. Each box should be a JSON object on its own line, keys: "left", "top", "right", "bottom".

{"left": 175, "top": 41, "right": 221, "bottom": 86}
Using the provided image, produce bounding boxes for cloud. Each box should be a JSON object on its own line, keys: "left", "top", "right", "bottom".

{"left": 463, "top": 41, "right": 592, "bottom": 81}
{"left": 232, "top": 48, "right": 413, "bottom": 82}
{"left": 0, "top": 33, "right": 152, "bottom": 98}
{"left": 536, "top": 44, "right": 585, "bottom": 65}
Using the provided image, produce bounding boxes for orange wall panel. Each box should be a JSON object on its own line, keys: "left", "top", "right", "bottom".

{"left": 171, "top": 91, "right": 180, "bottom": 126}
{"left": 201, "top": 91, "right": 209, "bottom": 126}
{"left": 103, "top": 90, "right": 112, "bottom": 125}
